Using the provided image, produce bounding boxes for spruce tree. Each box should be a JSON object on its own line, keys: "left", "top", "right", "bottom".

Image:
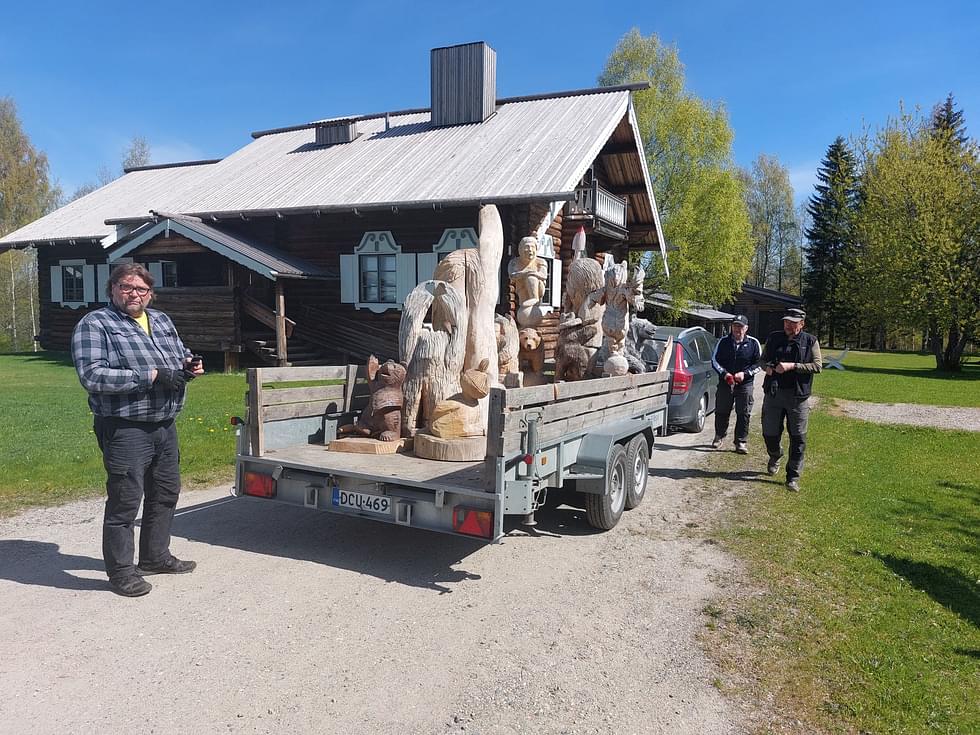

{"left": 930, "top": 93, "right": 968, "bottom": 150}
{"left": 803, "top": 137, "right": 858, "bottom": 346}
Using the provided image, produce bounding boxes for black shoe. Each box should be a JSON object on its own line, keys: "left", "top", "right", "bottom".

{"left": 767, "top": 458, "right": 781, "bottom": 476}
{"left": 137, "top": 556, "right": 197, "bottom": 575}
{"left": 110, "top": 575, "right": 152, "bottom": 597}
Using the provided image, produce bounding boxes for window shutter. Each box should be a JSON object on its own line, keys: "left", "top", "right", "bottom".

{"left": 50, "top": 266, "right": 63, "bottom": 303}
{"left": 82, "top": 265, "right": 96, "bottom": 303}
{"left": 340, "top": 254, "right": 356, "bottom": 303}
{"left": 97, "top": 264, "right": 110, "bottom": 302}
{"left": 395, "top": 253, "right": 417, "bottom": 305}
{"left": 416, "top": 252, "right": 437, "bottom": 284}
{"left": 549, "top": 258, "right": 562, "bottom": 308}
{"left": 148, "top": 261, "right": 164, "bottom": 286}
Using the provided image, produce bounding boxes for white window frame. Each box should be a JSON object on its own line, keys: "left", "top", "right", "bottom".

{"left": 417, "top": 227, "right": 479, "bottom": 285}
{"left": 51, "top": 259, "right": 95, "bottom": 309}
{"left": 160, "top": 260, "right": 178, "bottom": 288}
{"left": 339, "top": 231, "right": 415, "bottom": 313}
{"left": 536, "top": 234, "right": 561, "bottom": 312}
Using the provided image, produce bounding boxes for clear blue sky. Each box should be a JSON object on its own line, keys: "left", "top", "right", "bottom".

{"left": 2, "top": 1, "right": 977, "bottom": 203}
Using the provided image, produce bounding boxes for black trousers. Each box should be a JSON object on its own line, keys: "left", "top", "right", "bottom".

{"left": 714, "top": 382, "right": 754, "bottom": 444}
{"left": 94, "top": 416, "right": 181, "bottom": 581}
{"left": 761, "top": 389, "right": 810, "bottom": 482}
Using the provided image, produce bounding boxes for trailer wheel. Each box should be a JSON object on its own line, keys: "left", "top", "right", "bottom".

{"left": 625, "top": 435, "right": 650, "bottom": 510}
{"left": 585, "top": 444, "right": 628, "bottom": 530}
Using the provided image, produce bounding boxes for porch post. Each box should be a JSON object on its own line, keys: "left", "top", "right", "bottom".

{"left": 274, "top": 279, "right": 288, "bottom": 367}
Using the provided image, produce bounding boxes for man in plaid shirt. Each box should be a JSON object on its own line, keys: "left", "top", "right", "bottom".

{"left": 71, "top": 263, "right": 204, "bottom": 597}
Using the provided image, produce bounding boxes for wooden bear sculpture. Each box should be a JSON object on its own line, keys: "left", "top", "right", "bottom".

{"left": 338, "top": 355, "right": 407, "bottom": 441}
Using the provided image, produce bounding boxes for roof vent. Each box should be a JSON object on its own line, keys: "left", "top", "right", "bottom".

{"left": 315, "top": 118, "right": 359, "bottom": 146}
{"left": 430, "top": 41, "right": 496, "bottom": 127}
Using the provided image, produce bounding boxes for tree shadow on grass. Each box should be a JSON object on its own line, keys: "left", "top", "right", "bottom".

{"left": 841, "top": 364, "right": 980, "bottom": 382}
{"left": 872, "top": 552, "right": 979, "bottom": 629}
{"left": 16, "top": 351, "right": 74, "bottom": 368}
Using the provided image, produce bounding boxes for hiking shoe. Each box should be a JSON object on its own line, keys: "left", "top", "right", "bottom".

{"left": 766, "top": 458, "right": 781, "bottom": 476}
{"left": 786, "top": 479, "right": 800, "bottom": 492}
{"left": 735, "top": 442, "right": 748, "bottom": 455}
{"left": 710, "top": 436, "right": 724, "bottom": 448}
{"left": 110, "top": 575, "right": 152, "bottom": 597}
{"left": 137, "top": 556, "right": 197, "bottom": 575}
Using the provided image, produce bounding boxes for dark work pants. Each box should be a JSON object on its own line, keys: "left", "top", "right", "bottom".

{"left": 94, "top": 416, "right": 181, "bottom": 581}
{"left": 713, "top": 382, "right": 754, "bottom": 444}
{"left": 761, "top": 389, "right": 810, "bottom": 482}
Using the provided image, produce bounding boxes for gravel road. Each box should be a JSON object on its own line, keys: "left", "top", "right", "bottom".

{"left": 831, "top": 399, "right": 980, "bottom": 432}
{"left": 0, "top": 426, "right": 745, "bottom": 735}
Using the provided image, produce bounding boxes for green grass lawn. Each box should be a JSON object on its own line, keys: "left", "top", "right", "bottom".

{"left": 818, "top": 349, "right": 980, "bottom": 406}
{"left": 0, "top": 352, "right": 247, "bottom": 516}
{"left": 705, "top": 409, "right": 979, "bottom": 733}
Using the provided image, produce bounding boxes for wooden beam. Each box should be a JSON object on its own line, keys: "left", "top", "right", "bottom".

{"left": 275, "top": 281, "right": 287, "bottom": 367}
{"left": 598, "top": 142, "right": 637, "bottom": 156}
{"left": 608, "top": 184, "right": 647, "bottom": 196}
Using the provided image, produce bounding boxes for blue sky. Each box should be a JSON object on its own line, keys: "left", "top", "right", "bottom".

{"left": 2, "top": 1, "right": 976, "bottom": 203}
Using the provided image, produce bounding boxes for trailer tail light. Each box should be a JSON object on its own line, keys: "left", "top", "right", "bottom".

{"left": 671, "top": 343, "right": 692, "bottom": 395}
{"left": 243, "top": 471, "right": 276, "bottom": 498}
{"left": 453, "top": 507, "right": 493, "bottom": 539}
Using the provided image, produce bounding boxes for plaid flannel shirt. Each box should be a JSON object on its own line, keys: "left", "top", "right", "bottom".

{"left": 71, "top": 304, "right": 192, "bottom": 421}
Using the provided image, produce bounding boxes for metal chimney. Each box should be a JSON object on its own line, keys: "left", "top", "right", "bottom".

{"left": 430, "top": 41, "right": 497, "bottom": 127}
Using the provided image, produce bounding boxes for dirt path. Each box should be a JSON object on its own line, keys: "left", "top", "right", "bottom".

{"left": 830, "top": 399, "right": 980, "bottom": 432}
{"left": 0, "top": 426, "right": 745, "bottom": 735}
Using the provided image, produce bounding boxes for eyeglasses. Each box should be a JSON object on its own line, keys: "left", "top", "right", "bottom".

{"left": 117, "top": 284, "right": 151, "bottom": 296}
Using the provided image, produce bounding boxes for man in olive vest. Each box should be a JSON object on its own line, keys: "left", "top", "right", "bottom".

{"left": 761, "top": 308, "right": 822, "bottom": 492}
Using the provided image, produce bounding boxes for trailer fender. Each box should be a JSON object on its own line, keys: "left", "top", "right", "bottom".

{"left": 569, "top": 418, "right": 653, "bottom": 495}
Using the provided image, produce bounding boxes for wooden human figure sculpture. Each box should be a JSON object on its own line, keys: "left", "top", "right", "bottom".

{"left": 558, "top": 230, "right": 605, "bottom": 378}
{"left": 508, "top": 236, "right": 548, "bottom": 328}
{"left": 399, "top": 280, "right": 466, "bottom": 437}
{"left": 337, "top": 355, "right": 406, "bottom": 441}
{"left": 598, "top": 260, "right": 632, "bottom": 377}
{"left": 429, "top": 359, "right": 492, "bottom": 439}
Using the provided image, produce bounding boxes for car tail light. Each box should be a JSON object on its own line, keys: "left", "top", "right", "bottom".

{"left": 243, "top": 471, "right": 276, "bottom": 498}
{"left": 452, "top": 506, "right": 494, "bottom": 539}
{"left": 671, "top": 343, "right": 692, "bottom": 395}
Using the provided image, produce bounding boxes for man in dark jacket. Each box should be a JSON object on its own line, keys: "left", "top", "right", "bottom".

{"left": 71, "top": 263, "right": 203, "bottom": 597}
{"left": 709, "top": 314, "right": 762, "bottom": 453}
{"left": 761, "top": 308, "right": 822, "bottom": 492}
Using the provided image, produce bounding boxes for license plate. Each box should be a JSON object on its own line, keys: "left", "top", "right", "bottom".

{"left": 332, "top": 488, "right": 392, "bottom": 515}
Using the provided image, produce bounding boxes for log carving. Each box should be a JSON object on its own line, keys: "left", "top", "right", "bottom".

{"left": 508, "top": 235, "right": 548, "bottom": 327}
{"left": 337, "top": 355, "right": 406, "bottom": 441}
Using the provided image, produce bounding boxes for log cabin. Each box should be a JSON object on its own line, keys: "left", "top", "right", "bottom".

{"left": 0, "top": 42, "right": 666, "bottom": 370}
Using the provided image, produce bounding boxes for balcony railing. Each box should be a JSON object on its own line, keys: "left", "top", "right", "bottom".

{"left": 569, "top": 181, "right": 628, "bottom": 235}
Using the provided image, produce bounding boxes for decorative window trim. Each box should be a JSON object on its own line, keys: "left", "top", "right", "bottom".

{"left": 536, "top": 234, "right": 561, "bottom": 311}
{"left": 339, "top": 231, "right": 416, "bottom": 313}
{"left": 51, "top": 259, "right": 95, "bottom": 309}
{"left": 417, "top": 227, "right": 479, "bottom": 285}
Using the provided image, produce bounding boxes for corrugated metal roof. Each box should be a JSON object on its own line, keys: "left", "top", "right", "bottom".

{"left": 2, "top": 89, "right": 649, "bottom": 247}
{"left": 0, "top": 162, "right": 216, "bottom": 246}
{"left": 109, "top": 216, "right": 331, "bottom": 280}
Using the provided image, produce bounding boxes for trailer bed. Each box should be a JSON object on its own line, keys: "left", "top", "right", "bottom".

{"left": 248, "top": 443, "right": 488, "bottom": 498}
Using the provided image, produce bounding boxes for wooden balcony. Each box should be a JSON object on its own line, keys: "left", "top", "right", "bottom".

{"left": 567, "top": 181, "right": 628, "bottom": 240}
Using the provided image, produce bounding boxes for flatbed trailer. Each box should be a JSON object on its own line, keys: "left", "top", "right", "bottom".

{"left": 234, "top": 365, "right": 670, "bottom": 541}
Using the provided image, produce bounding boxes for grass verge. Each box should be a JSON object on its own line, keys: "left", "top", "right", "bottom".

{"left": 702, "top": 406, "right": 980, "bottom": 734}
{"left": 818, "top": 350, "right": 980, "bottom": 406}
{"left": 0, "top": 352, "right": 246, "bottom": 517}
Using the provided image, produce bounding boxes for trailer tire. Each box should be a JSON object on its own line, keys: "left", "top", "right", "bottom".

{"left": 625, "top": 435, "right": 649, "bottom": 510}
{"left": 585, "top": 444, "right": 628, "bottom": 530}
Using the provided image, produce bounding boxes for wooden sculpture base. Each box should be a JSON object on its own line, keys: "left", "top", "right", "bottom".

{"left": 327, "top": 437, "right": 412, "bottom": 455}
{"left": 413, "top": 431, "right": 486, "bottom": 461}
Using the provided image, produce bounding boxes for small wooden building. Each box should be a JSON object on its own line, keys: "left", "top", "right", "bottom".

{"left": 720, "top": 284, "right": 803, "bottom": 339}
{"left": 1, "top": 43, "right": 667, "bottom": 370}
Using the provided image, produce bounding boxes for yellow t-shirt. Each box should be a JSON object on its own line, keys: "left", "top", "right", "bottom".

{"left": 134, "top": 312, "right": 150, "bottom": 335}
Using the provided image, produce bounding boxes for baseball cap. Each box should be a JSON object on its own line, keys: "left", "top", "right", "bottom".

{"left": 731, "top": 314, "right": 748, "bottom": 326}
{"left": 783, "top": 308, "right": 806, "bottom": 323}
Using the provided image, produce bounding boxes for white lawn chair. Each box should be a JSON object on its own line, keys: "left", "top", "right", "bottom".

{"left": 823, "top": 346, "right": 849, "bottom": 370}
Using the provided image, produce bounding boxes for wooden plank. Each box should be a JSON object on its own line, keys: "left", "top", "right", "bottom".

{"left": 263, "top": 399, "right": 345, "bottom": 422}
{"left": 500, "top": 394, "right": 667, "bottom": 453}
{"left": 260, "top": 384, "right": 346, "bottom": 407}
{"left": 502, "top": 382, "right": 667, "bottom": 433}
{"left": 275, "top": 281, "right": 288, "bottom": 367}
{"left": 486, "top": 388, "right": 506, "bottom": 458}
{"left": 503, "top": 383, "right": 556, "bottom": 408}
{"left": 256, "top": 365, "right": 348, "bottom": 383}
{"left": 247, "top": 369, "right": 265, "bottom": 457}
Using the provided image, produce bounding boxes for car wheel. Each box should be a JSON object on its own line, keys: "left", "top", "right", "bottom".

{"left": 685, "top": 394, "right": 707, "bottom": 433}
{"left": 625, "top": 435, "right": 649, "bottom": 510}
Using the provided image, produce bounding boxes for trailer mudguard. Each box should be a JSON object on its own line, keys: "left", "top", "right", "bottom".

{"left": 568, "top": 417, "right": 653, "bottom": 494}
